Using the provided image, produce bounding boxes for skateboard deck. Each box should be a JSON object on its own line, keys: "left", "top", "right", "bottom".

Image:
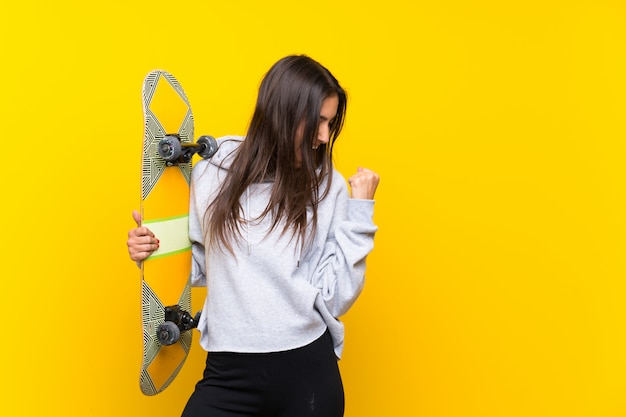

{"left": 140, "top": 70, "right": 217, "bottom": 395}
{"left": 139, "top": 70, "right": 211, "bottom": 396}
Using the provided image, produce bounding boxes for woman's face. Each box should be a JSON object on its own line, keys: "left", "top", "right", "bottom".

{"left": 294, "top": 94, "right": 339, "bottom": 167}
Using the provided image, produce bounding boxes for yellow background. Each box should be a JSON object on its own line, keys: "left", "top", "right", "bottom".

{"left": 1, "top": 1, "right": 625, "bottom": 416}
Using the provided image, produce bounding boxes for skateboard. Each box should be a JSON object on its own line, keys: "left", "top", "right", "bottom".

{"left": 139, "top": 70, "right": 217, "bottom": 396}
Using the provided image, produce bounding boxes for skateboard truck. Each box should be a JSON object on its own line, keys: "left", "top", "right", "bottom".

{"left": 156, "top": 305, "right": 202, "bottom": 346}
{"left": 158, "top": 134, "right": 218, "bottom": 166}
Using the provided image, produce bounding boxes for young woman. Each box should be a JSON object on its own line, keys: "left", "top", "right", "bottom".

{"left": 127, "top": 55, "right": 380, "bottom": 417}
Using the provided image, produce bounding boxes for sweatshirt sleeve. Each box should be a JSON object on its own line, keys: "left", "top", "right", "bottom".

{"left": 189, "top": 161, "right": 207, "bottom": 287}
{"left": 311, "top": 182, "right": 378, "bottom": 318}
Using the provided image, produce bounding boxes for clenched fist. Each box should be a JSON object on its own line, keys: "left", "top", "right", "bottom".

{"left": 348, "top": 167, "right": 380, "bottom": 200}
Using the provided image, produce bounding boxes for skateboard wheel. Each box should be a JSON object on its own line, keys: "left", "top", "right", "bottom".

{"left": 158, "top": 135, "right": 182, "bottom": 162}
{"left": 157, "top": 321, "right": 181, "bottom": 346}
{"left": 197, "top": 136, "right": 218, "bottom": 159}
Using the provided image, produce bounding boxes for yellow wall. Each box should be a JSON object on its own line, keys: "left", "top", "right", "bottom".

{"left": 2, "top": 1, "right": 625, "bottom": 415}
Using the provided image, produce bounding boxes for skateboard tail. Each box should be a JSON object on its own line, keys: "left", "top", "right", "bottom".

{"left": 139, "top": 276, "right": 193, "bottom": 396}
{"left": 142, "top": 70, "right": 194, "bottom": 201}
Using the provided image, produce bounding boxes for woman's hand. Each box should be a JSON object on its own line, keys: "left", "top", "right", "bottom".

{"left": 348, "top": 167, "right": 380, "bottom": 200}
{"left": 127, "top": 210, "right": 159, "bottom": 262}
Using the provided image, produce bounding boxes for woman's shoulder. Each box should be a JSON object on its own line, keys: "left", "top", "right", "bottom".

{"left": 321, "top": 167, "right": 349, "bottom": 198}
{"left": 192, "top": 135, "right": 245, "bottom": 178}
{"left": 330, "top": 167, "right": 349, "bottom": 186}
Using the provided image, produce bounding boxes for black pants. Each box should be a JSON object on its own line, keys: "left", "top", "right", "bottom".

{"left": 181, "top": 330, "right": 345, "bottom": 417}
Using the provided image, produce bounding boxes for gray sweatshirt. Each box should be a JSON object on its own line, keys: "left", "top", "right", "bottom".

{"left": 189, "top": 136, "right": 377, "bottom": 358}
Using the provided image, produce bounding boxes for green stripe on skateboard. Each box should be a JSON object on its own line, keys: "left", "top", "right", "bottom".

{"left": 144, "top": 214, "right": 191, "bottom": 259}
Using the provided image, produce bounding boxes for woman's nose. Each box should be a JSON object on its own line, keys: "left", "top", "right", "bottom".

{"left": 318, "top": 124, "right": 330, "bottom": 143}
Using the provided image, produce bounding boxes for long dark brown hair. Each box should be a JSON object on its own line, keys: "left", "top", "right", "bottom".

{"left": 205, "top": 55, "right": 347, "bottom": 254}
